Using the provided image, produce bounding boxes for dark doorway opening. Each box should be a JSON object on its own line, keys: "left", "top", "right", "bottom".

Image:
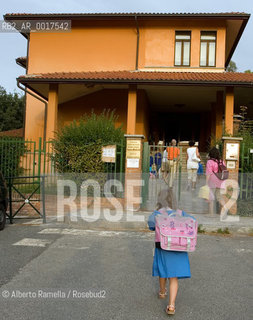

{"left": 149, "top": 111, "right": 201, "bottom": 144}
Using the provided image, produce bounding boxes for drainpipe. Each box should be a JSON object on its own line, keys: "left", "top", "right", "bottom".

{"left": 17, "top": 80, "right": 48, "bottom": 146}
{"left": 135, "top": 15, "right": 139, "bottom": 70}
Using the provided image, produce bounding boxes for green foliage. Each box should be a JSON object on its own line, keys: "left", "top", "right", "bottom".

{"left": 0, "top": 86, "right": 24, "bottom": 132}
{"left": 208, "top": 127, "right": 235, "bottom": 156}
{"left": 244, "top": 69, "right": 252, "bottom": 73}
{"left": 237, "top": 113, "right": 253, "bottom": 172}
{"left": 198, "top": 224, "right": 206, "bottom": 233}
{"left": 226, "top": 60, "right": 237, "bottom": 72}
{"left": 53, "top": 110, "right": 124, "bottom": 173}
{"left": 0, "top": 137, "right": 27, "bottom": 178}
{"left": 216, "top": 227, "right": 230, "bottom": 234}
{"left": 54, "top": 110, "right": 124, "bottom": 146}
{"left": 54, "top": 142, "right": 105, "bottom": 173}
{"left": 209, "top": 135, "right": 223, "bottom": 155}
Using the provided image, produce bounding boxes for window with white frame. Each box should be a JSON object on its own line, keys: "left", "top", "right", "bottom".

{"left": 174, "top": 31, "right": 191, "bottom": 66}
{"left": 200, "top": 31, "right": 216, "bottom": 67}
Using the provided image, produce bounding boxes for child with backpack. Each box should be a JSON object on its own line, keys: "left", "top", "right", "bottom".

{"left": 148, "top": 189, "right": 197, "bottom": 316}
{"left": 206, "top": 147, "right": 228, "bottom": 215}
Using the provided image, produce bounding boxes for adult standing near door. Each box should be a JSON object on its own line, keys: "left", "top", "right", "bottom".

{"left": 167, "top": 139, "right": 180, "bottom": 188}
{"left": 186, "top": 141, "right": 200, "bottom": 190}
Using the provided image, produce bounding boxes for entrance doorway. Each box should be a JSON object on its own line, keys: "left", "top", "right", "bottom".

{"left": 149, "top": 112, "right": 201, "bottom": 144}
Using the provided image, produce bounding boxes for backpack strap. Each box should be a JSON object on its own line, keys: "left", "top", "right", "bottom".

{"left": 210, "top": 158, "right": 221, "bottom": 164}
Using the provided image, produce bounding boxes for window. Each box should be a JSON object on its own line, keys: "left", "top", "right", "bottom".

{"left": 200, "top": 31, "right": 216, "bottom": 67}
{"left": 174, "top": 31, "right": 191, "bottom": 66}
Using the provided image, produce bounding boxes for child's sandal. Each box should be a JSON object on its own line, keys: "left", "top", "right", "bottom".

{"left": 166, "top": 304, "right": 176, "bottom": 315}
{"left": 158, "top": 288, "right": 167, "bottom": 299}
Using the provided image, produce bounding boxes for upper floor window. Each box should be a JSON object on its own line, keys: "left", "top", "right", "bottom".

{"left": 200, "top": 31, "right": 216, "bottom": 67}
{"left": 174, "top": 31, "right": 191, "bottom": 66}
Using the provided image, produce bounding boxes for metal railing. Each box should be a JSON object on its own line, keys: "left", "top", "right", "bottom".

{"left": 0, "top": 137, "right": 126, "bottom": 200}
{"left": 239, "top": 142, "right": 253, "bottom": 200}
{"left": 141, "top": 143, "right": 182, "bottom": 209}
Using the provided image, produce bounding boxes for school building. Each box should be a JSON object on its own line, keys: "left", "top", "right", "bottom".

{"left": 4, "top": 12, "right": 253, "bottom": 151}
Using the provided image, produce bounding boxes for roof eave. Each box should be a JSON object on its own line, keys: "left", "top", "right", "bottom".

{"left": 16, "top": 58, "right": 27, "bottom": 68}
{"left": 225, "top": 17, "right": 250, "bottom": 68}
{"left": 17, "top": 77, "right": 253, "bottom": 88}
{"left": 4, "top": 12, "right": 251, "bottom": 20}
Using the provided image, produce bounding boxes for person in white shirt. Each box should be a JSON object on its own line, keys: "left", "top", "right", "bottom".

{"left": 186, "top": 141, "right": 200, "bottom": 190}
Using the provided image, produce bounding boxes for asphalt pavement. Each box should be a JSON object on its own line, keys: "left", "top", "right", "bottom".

{"left": 0, "top": 220, "right": 252, "bottom": 320}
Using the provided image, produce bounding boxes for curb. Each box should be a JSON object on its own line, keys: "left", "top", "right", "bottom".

{"left": 64, "top": 215, "right": 253, "bottom": 236}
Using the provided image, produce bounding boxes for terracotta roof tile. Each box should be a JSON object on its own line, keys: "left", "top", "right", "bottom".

{"left": 18, "top": 71, "right": 253, "bottom": 86}
{"left": 4, "top": 12, "right": 250, "bottom": 19}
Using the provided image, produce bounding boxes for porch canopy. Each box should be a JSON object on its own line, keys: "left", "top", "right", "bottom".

{"left": 18, "top": 70, "right": 253, "bottom": 144}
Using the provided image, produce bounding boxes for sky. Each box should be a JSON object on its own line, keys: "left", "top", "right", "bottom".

{"left": 0, "top": 0, "right": 253, "bottom": 93}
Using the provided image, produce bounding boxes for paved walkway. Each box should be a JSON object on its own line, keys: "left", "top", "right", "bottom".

{"left": 61, "top": 210, "right": 253, "bottom": 235}
{"left": 1, "top": 223, "right": 252, "bottom": 320}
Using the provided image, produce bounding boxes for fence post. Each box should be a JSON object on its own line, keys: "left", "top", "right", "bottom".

{"left": 119, "top": 140, "right": 124, "bottom": 197}
{"left": 8, "top": 178, "right": 13, "bottom": 224}
{"left": 177, "top": 147, "right": 182, "bottom": 202}
{"left": 41, "top": 175, "right": 46, "bottom": 223}
{"left": 141, "top": 142, "right": 149, "bottom": 209}
{"left": 239, "top": 142, "right": 245, "bottom": 199}
{"left": 37, "top": 137, "right": 42, "bottom": 178}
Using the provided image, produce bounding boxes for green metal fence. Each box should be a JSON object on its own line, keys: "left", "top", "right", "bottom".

{"left": 0, "top": 137, "right": 36, "bottom": 178}
{"left": 0, "top": 137, "right": 125, "bottom": 177}
{"left": 0, "top": 137, "right": 126, "bottom": 198}
{"left": 239, "top": 142, "right": 253, "bottom": 200}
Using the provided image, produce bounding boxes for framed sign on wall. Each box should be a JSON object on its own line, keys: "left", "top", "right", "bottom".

{"left": 225, "top": 143, "right": 239, "bottom": 161}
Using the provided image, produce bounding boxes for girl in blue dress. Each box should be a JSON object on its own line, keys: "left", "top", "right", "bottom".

{"left": 148, "top": 189, "right": 195, "bottom": 315}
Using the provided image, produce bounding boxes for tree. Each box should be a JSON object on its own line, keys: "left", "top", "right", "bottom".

{"left": 226, "top": 60, "right": 237, "bottom": 72}
{"left": 0, "top": 86, "right": 24, "bottom": 132}
{"left": 244, "top": 69, "right": 253, "bottom": 73}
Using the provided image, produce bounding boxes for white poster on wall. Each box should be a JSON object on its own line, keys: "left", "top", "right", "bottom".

{"left": 226, "top": 143, "right": 239, "bottom": 160}
{"left": 127, "top": 158, "right": 139, "bottom": 168}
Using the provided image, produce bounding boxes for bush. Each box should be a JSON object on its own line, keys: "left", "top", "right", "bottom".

{"left": 53, "top": 110, "right": 124, "bottom": 173}
{"left": 55, "top": 110, "right": 124, "bottom": 146}
{"left": 54, "top": 142, "right": 105, "bottom": 173}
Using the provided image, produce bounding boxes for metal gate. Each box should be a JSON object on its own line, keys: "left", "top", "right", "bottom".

{"left": 0, "top": 137, "right": 126, "bottom": 222}
{"left": 239, "top": 142, "right": 253, "bottom": 200}
{"left": 6, "top": 176, "right": 46, "bottom": 224}
{"left": 0, "top": 137, "right": 51, "bottom": 222}
{"left": 141, "top": 142, "right": 182, "bottom": 210}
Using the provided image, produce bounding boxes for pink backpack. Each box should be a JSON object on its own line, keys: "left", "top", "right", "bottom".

{"left": 155, "top": 210, "right": 198, "bottom": 252}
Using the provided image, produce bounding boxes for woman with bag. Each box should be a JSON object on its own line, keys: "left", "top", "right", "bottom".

{"left": 148, "top": 189, "right": 196, "bottom": 315}
{"left": 186, "top": 141, "right": 200, "bottom": 190}
{"left": 206, "top": 147, "right": 226, "bottom": 215}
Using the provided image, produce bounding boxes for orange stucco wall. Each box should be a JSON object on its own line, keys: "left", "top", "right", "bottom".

{"left": 138, "top": 19, "right": 226, "bottom": 69}
{"left": 28, "top": 20, "right": 137, "bottom": 73}
{"left": 24, "top": 95, "right": 45, "bottom": 141}
{"left": 25, "top": 18, "right": 226, "bottom": 142}
{"left": 28, "top": 19, "right": 226, "bottom": 73}
{"left": 57, "top": 89, "right": 149, "bottom": 140}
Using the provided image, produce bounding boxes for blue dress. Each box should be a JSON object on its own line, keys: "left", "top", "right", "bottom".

{"left": 148, "top": 209, "right": 194, "bottom": 279}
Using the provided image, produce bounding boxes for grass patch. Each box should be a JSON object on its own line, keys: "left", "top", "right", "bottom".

{"left": 216, "top": 227, "right": 230, "bottom": 234}
{"left": 198, "top": 224, "right": 206, "bottom": 233}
